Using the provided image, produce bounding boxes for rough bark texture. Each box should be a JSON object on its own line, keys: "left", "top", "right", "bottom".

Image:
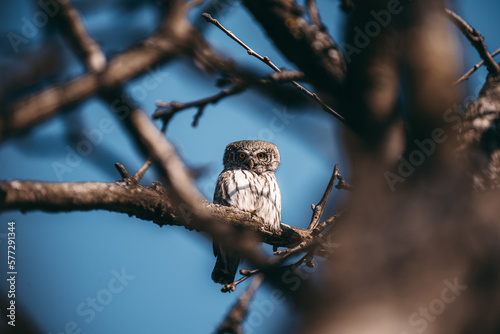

{"left": 0, "top": 180, "right": 310, "bottom": 248}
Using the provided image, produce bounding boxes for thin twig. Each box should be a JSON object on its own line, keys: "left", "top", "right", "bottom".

{"left": 222, "top": 269, "right": 260, "bottom": 292}
{"left": 275, "top": 211, "right": 342, "bottom": 258}
{"left": 216, "top": 274, "right": 264, "bottom": 334}
{"left": 133, "top": 158, "right": 153, "bottom": 183}
{"left": 454, "top": 47, "right": 500, "bottom": 86}
{"left": 202, "top": 13, "right": 345, "bottom": 123}
{"left": 154, "top": 84, "right": 247, "bottom": 129}
{"left": 307, "top": 164, "right": 339, "bottom": 230}
{"left": 335, "top": 173, "right": 351, "bottom": 191}
{"left": 312, "top": 210, "right": 344, "bottom": 236}
{"left": 114, "top": 160, "right": 153, "bottom": 184}
{"left": 225, "top": 209, "right": 344, "bottom": 292}
{"left": 445, "top": 9, "right": 500, "bottom": 76}
{"left": 154, "top": 70, "right": 306, "bottom": 129}
{"left": 114, "top": 163, "right": 132, "bottom": 180}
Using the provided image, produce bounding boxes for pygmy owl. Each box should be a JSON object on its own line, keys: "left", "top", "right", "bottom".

{"left": 212, "top": 140, "right": 282, "bottom": 285}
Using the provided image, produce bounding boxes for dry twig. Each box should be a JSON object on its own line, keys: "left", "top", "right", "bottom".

{"left": 202, "top": 13, "right": 345, "bottom": 123}
{"left": 454, "top": 47, "right": 500, "bottom": 85}
{"left": 216, "top": 275, "right": 264, "bottom": 334}
{"left": 446, "top": 9, "right": 500, "bottom": 76}
{"left": 153, "top": 83, "right": 247, "bottom": 128}
{"left": 307, "top": 164, "right": 339, "bottom": 230}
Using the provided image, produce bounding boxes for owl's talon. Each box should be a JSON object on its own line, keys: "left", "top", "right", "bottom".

{"left": 221, "top": 283, "right": 236, "bottom": 293}
{"left": 259, "top": 226, "right": 274, "bottom": 236}
{"left": 259, "top": 225, "right": 282, "bottom": 237}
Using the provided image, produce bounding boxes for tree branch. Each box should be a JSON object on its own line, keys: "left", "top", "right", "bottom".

{"left": 0, "top": 2, "right": 229, "bottom": 141}
{"left": 153, "top": 82, "right": 248, "bottom": 128}
{"left": 202, "top": 13, "right": 345, "bottom": 123}
{"left": 55, "top": 0, "right": 106, "bottom": 72}
{"left": 307, "top": 164, "right": 338, "bottom": 230}
{"left": 153, "top": 69, "right": 307, "bottom": 129}
{"left": 454, "top": 47, "right": 500, "bottom": 86}
{"left": 0, "top": 179, "right": 310, "bottom": 248}
{"left": 445, "top": 9, "right": 500, "bottom": 76}
{"left": 216, "top": 274, "right": 264, "bottom": 334}
{"left": 241, "top": 0, "right": 346, "bottom": 95}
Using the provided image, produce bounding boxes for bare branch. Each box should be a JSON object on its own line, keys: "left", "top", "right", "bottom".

{"left": 241, "top": 0, "right": 346, "bottom": 95}
{"left": 0, "top": 180, "right": 310, "bottom": 248}
{"left": 133, "top": 158, "right": 153, "bottom": 183}
{"left": 446, "top": 9, "right": 500, "bottom": 76}
{"left": 307, "top": 164, "right": 338, "bottom": 230}
{"left": 454, "top": 47, "right": 500, "bottom": 86}
{"left": 202, "top": 13, "right": 345, "bottom": 123}
{"left": 275, "top": 210, "right": 342, "bottom": 258}
{"left": 0, "top": 4, "right": 229, "bottom": 141}
{"left": 55, "top": 0, "right": 106, "bottom": 72}
{"left": 153, "top": 83, "right": 247, "bottom": 128}
{"left": 216, "top": 275, "right": 264, "bottom": 334}
{"left": 221, "top": 269, "right": 260, "bottom": 293}
{"left": 153, "top": 69, "right": 306, "bottom": 129}
{"left": 114, "top": 163, "right": 133, "bottom": 180}
{"left": 335, "top": 173, "right": 351, "bottom": 191}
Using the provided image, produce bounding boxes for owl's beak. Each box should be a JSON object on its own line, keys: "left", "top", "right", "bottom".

{"left": 248, "top": 159, "right": 255, "bottom": 170}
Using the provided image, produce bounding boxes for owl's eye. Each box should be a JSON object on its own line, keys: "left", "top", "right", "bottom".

{"left": 257, "top": 152, "right": 266, "bottom": 159}
{"left": 238, "top": 153, "right": 246, "bottom": 159}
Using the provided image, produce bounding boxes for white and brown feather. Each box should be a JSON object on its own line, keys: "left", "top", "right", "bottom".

{"left": 214, "top": 169, "right": 281, "bottom": 232}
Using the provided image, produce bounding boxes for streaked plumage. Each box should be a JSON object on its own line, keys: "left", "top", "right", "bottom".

{"left": 212, "top": 140, "right": 281, "bottom": 285}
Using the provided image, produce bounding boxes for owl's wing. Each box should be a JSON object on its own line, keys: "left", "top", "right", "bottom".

{"left": 213, "top": 171, "right": 232, "bottom": 256}
{"left": 213, "top": 171, "right": 231, "bottom": 207}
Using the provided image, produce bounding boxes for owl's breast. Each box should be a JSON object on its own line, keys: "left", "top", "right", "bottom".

{"left": 215, "top": 169, "right": 281, "bottom": 230}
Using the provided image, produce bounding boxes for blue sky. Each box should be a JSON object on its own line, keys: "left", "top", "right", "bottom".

{"left": 0, "top": 1, "right": 499, "bottom": 333}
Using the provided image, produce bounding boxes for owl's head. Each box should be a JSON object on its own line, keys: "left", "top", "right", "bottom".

{"left": 223, "top": 140, "right": 280, "bottom": 174}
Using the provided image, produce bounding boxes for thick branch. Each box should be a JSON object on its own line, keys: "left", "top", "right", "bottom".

{"left": 0, "top": 5, "right": 227, "bottom": 141}
{"left": 0, "top": 180, "right": 309, "bottom": 248}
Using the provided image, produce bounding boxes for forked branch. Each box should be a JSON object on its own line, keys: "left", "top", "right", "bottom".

{"left": 202, "top": 13, "right": 345, "bottom": 123}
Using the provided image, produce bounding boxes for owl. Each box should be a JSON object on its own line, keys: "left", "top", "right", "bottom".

{"left": 212, "top": 140, "right": 282, "bottom": 285}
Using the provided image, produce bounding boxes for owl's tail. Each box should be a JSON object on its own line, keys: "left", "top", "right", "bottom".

{"left": 211, "top": 247, "right": 240, "bottom": 285}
